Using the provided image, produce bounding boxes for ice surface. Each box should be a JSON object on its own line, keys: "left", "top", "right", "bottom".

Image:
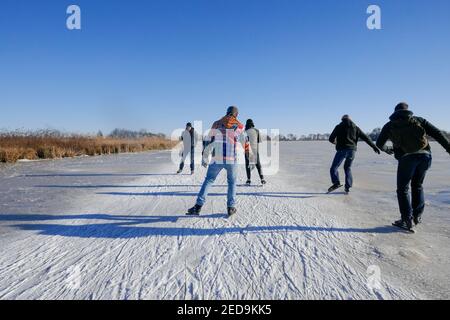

{"left": 0, "top": 143, "right": 449, "bottom": 299}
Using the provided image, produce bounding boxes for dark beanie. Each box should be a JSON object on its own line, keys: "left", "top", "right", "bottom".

{"left": 186, "top": 122, "right": 192, "bottom": 127}
{"left": 227, "top": 106, "right": 239, "bottom": 116}
{"left": 395, "top": 102, "right": 409, "bottom": 111}
{"left": 245, "top": 119, "right": 255, "bottom": 130}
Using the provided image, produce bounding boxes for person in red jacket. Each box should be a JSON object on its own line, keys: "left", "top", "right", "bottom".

{"left": 187, "top": 106, "right": 245, "bottom": 217}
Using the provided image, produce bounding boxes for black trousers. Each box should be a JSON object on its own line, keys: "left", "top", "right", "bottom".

{"left": 179, "top": 147, "right": 195, "bottom": 172}
{"left": 245, "top": 153, "right": 264, "bottom": 180}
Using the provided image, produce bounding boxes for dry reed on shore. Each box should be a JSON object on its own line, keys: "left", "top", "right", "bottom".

{"left": 0, "top": 133, "right": 176, "bottom": 163}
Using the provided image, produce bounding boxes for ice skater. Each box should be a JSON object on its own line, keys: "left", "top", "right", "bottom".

{"left": 328, "top": 115, "right": 381, "bottom": 194}
{"left": 244, "top": 119, "right": 266, "bottom": 186}
{"left": 187, "top": 106, "right": 245, "bottom": 217}
{"left": 376, "top": 102, "right": 450, "bottom": 233}
{"left": 177, "top": 122, "right": 197, "bottom": 175}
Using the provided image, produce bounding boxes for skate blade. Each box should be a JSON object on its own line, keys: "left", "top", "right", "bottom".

{"left": 327, "top": 186, "right": 343, "bottom": 194}
{"left": 391, "top": 223, "right": 415, "bottom": 233}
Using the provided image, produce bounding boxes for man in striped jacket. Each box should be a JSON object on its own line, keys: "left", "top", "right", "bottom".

{"left": 187, "top": 106, "right": 245, "bottom": 217}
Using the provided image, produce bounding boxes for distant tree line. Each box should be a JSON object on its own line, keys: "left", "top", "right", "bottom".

{"left": 278, "top": 133, "right": 331, "bottom": 141}
{"left": 0, "top": 128, "right": 168, "bottom": 140}
{"left": 106, "top": 129, "right": 166, "bottom": 139}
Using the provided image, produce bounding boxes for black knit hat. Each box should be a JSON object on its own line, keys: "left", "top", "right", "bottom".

{"left": 186, "top": 122, "right": 192, "bottom": 128}
{"left": 226, "top": 106, "right": 239, "bottom": 116}
{"left": 395, "top": 102, "right": 409, "bottom": 111}
{"left": 245, "top": 119, "right": 255, "bottom": 130}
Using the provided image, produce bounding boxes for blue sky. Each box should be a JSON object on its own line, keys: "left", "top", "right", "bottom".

{"left": 1, "top": 0, "right": 449, "bottom": 135}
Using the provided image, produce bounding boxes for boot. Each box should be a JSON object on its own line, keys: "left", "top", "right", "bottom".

{"left": 327, "top": 183, "right": 343, "bottom": 194}
{"left": 187, "top": 204, "right": 202, "bottom": 216}
{"left": 392, "top": 219, "right": 415, "bottom": 233}
{"left": 227, "top": 207, "right": 237, "bottom": 217}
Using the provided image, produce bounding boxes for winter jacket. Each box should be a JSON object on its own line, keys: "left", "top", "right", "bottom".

{"left": 203, "top": 115, "right": 245, "bottom": 164}
{"left": 181, "top": 128, "right": 198, "bottom": 150}
{"left": 376, "top": 110, "right": 450, "bottom": 160}
{"left": 329, "top": 118, "right": 377, "bottom": 151}
{"left": 245, "top": 128, "right": 261, "bottom": 163}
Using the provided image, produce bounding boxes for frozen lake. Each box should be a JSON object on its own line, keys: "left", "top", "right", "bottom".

{"left": 0, "top": 142, "right": 449, "bottom": 299}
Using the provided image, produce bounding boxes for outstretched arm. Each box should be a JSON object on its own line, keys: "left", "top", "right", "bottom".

{"left": 358, "top": 127, "right": 380, "bottom": 154}
{"left": 201, "top": 123, "right": 219, "bottom": 166}
{"left": 376, "top": 124, "right": 394, "bottom": 155}
{"left": 329, "top": 127, "right": 337, "bottom": 144}
{"left": 418, "top": 118, "right": 450, "bottom": 154}
{"left": 358, "top": 128, "right": 376, "bottom": 148}
{"left": 237, "top": 126, "right": 247, "bottom": 153}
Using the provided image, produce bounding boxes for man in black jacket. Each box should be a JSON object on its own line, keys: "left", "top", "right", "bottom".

{"left": 377, "top": 103, "right": 450, "bottom": 232}
{"left": 328, "top": 115, "right": 381, "bottom": 194}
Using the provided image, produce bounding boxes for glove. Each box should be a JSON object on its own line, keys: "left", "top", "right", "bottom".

{"left": 384, "top": 147, "right": 395, "bottom": 155}
{"left": 248, "top": 164, "right": 256, "bottom": 171}
{"left": 373, "top": 147, "right": 381, "bottom": 155}
{"left": 201, "top": 160, "right": 209, "bottom": 168}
